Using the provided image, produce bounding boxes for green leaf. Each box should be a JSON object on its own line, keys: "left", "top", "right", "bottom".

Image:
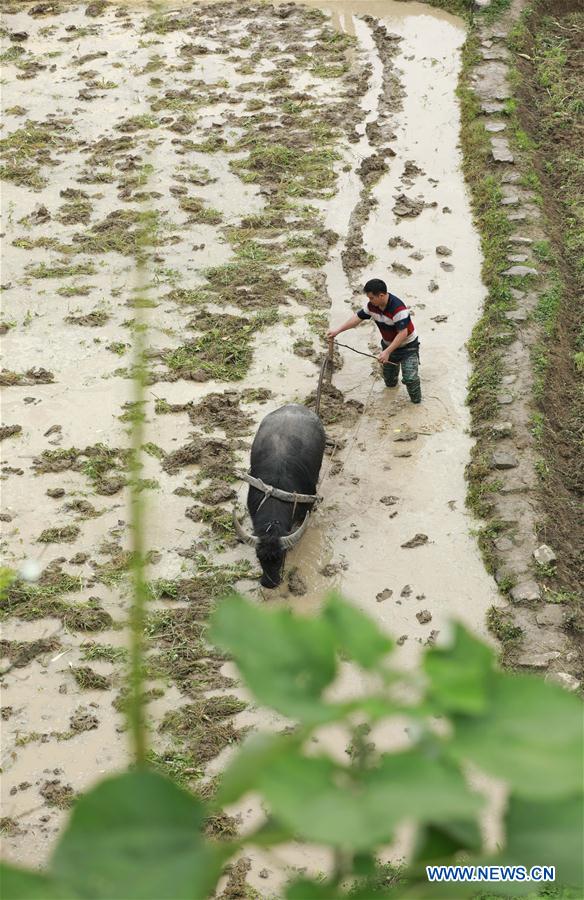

{"left": 51, "top": 770, "right": 226, "bottom": 899}
{"left": 504, "top": 794, "right": 584, "bottom": 889}
{"left": 217, "top": 732, "right": 296, "bottom": 806}
{"left": 367, "top": 751, "right": 482, "bottom": 833}
{"left": 412, "top": 819, "right": 482, "bottom": 864}
{"left": 259, "top": 749, "right": 481, "bottom": 850}
{"left": 210, "top": 594, "right": 337, "bottom": 723}
{"left": 451, "top": 673, "right": 583, "bottom": 799}
{"left": 424, "top": 623, "right": 494, "bottom": 714}
{"left": 0, "top": 865, "right": 64, "bottom": 900}
{"left": 286, "top": 879, "right": 340, "bottom": 899}
{"left": 323, "top": 592, "right": 393, "bottom": 669}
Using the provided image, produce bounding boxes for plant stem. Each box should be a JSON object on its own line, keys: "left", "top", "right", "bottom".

{"left": 128, "top": 244, "right": 149, "bottom": 767}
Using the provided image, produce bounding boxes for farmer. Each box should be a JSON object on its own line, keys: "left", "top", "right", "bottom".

{"left": 326, "top": 278, "right": 421, "bottom": 404}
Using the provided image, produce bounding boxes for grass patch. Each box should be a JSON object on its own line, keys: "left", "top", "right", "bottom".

{"left": 164, "top": 309, "right": 277, "bottom": 382}
{"left": 80, "top": 642, "right": 128, "bottom": 663}
{"left": 160, "top": 696, "right": 246, "bottom": 765}
{"left": 70, "top": 666, "right": 112, "bottom": 690}
{"left": 231, "top": 143, "right": 340, "bottom": 198}
{"left": 37, "top": 525, "right": 81, "bottom": 544}
{"left": 179, "top": 197, "right": 222, "bottom": 224}
{"left": 294, "top": 249, "right": 326, "bottom": 268}
{"left": 26, "top": 260, "right": 96, "bottom": 279}
{"left": 74, "top": 209, "right": 158, "bottom": 256}
{"left": 487, "top": 606, "right": 523, "bottom": 643}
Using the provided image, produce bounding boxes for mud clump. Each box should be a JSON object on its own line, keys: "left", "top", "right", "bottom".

{"left": 69, "top": 707, "right": 99, "bottom": 733}
{"left": 195, "top": 483, "right": 236, "bottom": 505}
{"left": 240, "top": 388, "right": 272, "bottom": 405}
{"left": 416, "top": 610, "right": 432, "bottom": 624}
{"left": 85, "top": 1, "right": 109, "bottom": 17}
{"left": 293, "top": 338, "right": 318, "bottom": 361}
{"left": 388, "top": 236, "right": 413, "bottom": 249}
{"left": 160, "top": 696, "right": 245, "bottom": 764}
{"left": 305, "top": 384, "right": 363, "bottom": 427}
{"left": 287, "top": 567, "right": 307, "bottom": 596}
{"left": 219, "top": 857, "right": 252, "bottom": 900}
{"left": 70, "top": 666, "right": 111, "bottom": 690}
{"left": 65, "top": 309, "right": 109, "bottom": 327}
{"left": 62, "top": 602, "right": 113, "bottom": 632}
{"left": 163, "top": 437, "right": 234, "bottom": 480}
{"left": 188, "top": 392, "right": 252, "bottom": 436}
{"left": 342, "top": 241, "right": 371, "bottom": 272}
{"left": 392, "top": 193, "right": 425, "bottom": 218}
{"left": 401, "top": 533, "right": 429, "bottom": 549}
{"left": 64, "top": 499, "right": 100, "bottom": 518}
{"left": 0, "top": 817, "right": 24, "bottom": 836}
{"left": 37, "top": 524, "right": 80, "bottom": 544}
{"left": 401, "top": 160, "right": 425, "bottom": 183}
{"left": 391, "top": 262, "right": 412, "bottom": 276}
{"left": 0, "top": 368, "right": 54, "bottom": 386}
{"left": 0, "top": 425, "right": 22, "bottom": 440}
{"left": 0, "top": 637, "right": 60, "bottom": 668}
{"left": 357, "top": 150, "right": 394, "bottom": 186}
{"left": 69, "top": 552, "right": 89, "bottom": 564}
{"left": 32, "top": 445, "right": 127, "bottom": 494}
{"left": 40, "top": 780, "right": 75, "bottom": 809}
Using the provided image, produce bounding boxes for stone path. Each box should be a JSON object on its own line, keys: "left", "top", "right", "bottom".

{"left": 466, "top": 9, "right": 579, "bottom": 683}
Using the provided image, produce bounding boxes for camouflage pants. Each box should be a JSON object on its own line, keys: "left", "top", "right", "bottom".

{"left": 381, "top": 344, "right": 422, "bottom": 403}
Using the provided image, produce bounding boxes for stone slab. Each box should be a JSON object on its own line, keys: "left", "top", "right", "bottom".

{"left": 492, "top": 422, "right": 513, "bottom": 437}
{"left": 546, "top": 672, "right": 581, "bottom": 691}
{"left": 533, "top": 543, "right": 557, "bottom": 565}
{"left": 491, "top": 137, "right": 514, "bottom": 163}
{"left": 511, "top": 580, "right": 541, "bottom": 602}
{"left": 516, "top": 650, "right": 560, "bottom": 669}
{"left": 492, "top": 451, "right": 519, "bottom": 469}
{"left": 536, "top": 606, "right": 566, "bottom": 627}
{"left": 473, "top": 61, "right": 511, "bottom": 101}
{"left": 481, "top": 101, "right": 506, "bottom": 114}
{"left": 505, "top": 311, "right": 528, "bottom": 323}
{"left": 502, "top": 265, "right": 539, "bottom": 277}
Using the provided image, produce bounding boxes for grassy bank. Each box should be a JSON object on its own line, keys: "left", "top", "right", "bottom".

{"left": 510, "top": 0, "right": 583, "bottom": 602}
{"left": 450, "top": 0, "right": 582, "bottom": 641}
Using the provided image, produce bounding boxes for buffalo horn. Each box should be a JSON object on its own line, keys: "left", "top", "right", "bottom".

{"left": 232, "top": 509, "right": 258, "bottom": 546}
{"left": 280, "top": 514, "right": 311, "bottom": 550}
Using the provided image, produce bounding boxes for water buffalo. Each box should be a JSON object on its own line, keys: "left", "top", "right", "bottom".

{"left": 233, "top": 403, "right": 326, "bottom": 588}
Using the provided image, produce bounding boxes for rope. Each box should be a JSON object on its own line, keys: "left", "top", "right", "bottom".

{"left": 334, "top": 340, "right": 399, "bottom": 365}
{"left": 318, "top": 369, "right": 380, "bottom": 492}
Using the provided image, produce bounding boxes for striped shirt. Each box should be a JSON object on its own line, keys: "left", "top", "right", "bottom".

{"left": 357, "top": 293, "right": 418, "bottom": 346}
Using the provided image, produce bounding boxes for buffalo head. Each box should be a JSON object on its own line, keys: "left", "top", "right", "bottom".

{"left": 233, "top": 511, "right": 311, "bottom": 588}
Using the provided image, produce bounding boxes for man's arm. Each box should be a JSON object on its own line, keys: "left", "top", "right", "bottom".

{"left": 377, "top": 328, "right": 409, "bottom": 363}
{"left": 326, "top": 313, "right": 363, "bottom": 340}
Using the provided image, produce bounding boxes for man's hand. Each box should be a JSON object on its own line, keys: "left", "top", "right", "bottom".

{"left": 377, "top": 348, "right": 391, "bottom": 364}
{"left": 326, "top": 328, "right": 338, "bottom": 340}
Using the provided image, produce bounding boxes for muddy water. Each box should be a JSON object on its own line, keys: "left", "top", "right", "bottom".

{"left": 0, "top": 0, "right": 499, "bottom": 888}
{"left": 220, "top": 3, "right": 502, "bottom": 892}
{"left": 269, "top": 0, "right": 500, "bottom": 658}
